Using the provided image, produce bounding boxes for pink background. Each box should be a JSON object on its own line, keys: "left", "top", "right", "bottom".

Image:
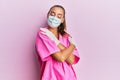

{"left": 0, "top": 0, "right": 120, "bottom": 80}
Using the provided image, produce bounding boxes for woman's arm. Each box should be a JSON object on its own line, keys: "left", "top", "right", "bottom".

{"left": 58, "top": 43, "right": 75, "bottom": 64}
{"left": 39, "top": 28, "right": 75, "bottom": 64}
{"left": 51, "top": 43, "right": 75, "bottom": 64}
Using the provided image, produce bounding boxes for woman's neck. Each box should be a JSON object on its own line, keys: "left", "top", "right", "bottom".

{"left": 48, "top": 27, "right": 59, "bottom": 39}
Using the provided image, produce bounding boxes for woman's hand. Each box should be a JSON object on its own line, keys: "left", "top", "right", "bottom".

{"left": 40, "top": 28, "right": 60, "bottom": 45}
{"left": 68, "top": 36, "right": 76, "bottom": 46}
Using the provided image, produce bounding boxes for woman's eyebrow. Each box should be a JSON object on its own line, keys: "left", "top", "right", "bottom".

{"left": 58, "top": 14, "right": 62, "bottom": 16}
{"left": 50, "top": 11, "right": 55, "bottom": 13}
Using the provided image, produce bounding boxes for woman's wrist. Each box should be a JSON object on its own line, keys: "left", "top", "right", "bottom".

{"left": 70, "top": 43, "right": 76, "bottom": 49}
{"left": 57, "top": 43, "right": 66, "bottom": 50}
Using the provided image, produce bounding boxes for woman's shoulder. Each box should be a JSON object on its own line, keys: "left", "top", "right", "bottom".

{"left": 37, "top": 27, "right": 48, "bottom": 39}
{"left": 37, "top": 27, "right": 48, "bottom": 34}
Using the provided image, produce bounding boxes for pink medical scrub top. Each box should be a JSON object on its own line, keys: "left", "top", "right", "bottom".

{"left": 35, "top": 27, "right": 80, "bottom": 80}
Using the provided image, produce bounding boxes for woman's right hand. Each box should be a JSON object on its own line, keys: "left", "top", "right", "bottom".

{"left": 40, "top": 28, "right": 60, "bottom": 45}
{"left": 68, "top": 36, "right": 76, "bottom": 47}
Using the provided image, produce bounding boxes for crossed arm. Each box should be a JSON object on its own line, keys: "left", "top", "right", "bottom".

{"left": 39, "top": 28, "right": 76, "bottom": 64}
{"left": 51, "top": 43, "right": 75, "bottom": 65}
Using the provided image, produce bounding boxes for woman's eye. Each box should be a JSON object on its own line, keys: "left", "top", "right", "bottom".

{"left": 50, "top": 12, "right": 55, "bottom": 16}
{"left": 57, "top": 16, "right": 61, "bottom": 19}
{"left": 57, "top": 15, "right": 62, "bottom": 19}
{"left": 58, "top": 16, "right": 61, "bottom": 18}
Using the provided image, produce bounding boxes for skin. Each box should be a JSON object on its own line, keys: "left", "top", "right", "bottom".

{"left": 47, "top": 7, "right": 76, "bottom": 64}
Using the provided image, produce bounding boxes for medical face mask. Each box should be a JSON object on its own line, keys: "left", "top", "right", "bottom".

{"left": 47, "top": 16, "right": 62, "bottom": 28}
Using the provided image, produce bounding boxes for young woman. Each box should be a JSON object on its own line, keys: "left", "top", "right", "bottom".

{"left": 35, "top": 5, "right": 80, "bottom": 80}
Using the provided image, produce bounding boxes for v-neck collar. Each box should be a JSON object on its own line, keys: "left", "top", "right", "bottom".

{"left": 45, "top": 27, "right": 62, "bottom": 41}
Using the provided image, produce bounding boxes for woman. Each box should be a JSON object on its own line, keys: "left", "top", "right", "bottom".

{"left": 35, "top": 5, "right": 80, "bottom": 80}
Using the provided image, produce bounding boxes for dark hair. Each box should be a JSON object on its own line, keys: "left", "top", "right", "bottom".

{"left": 47, "top": 5, "right": 67, "bottom": 36}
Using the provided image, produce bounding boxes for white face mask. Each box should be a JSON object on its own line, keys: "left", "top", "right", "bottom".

{"left": 47, "top": 16, "right": 62, "bottom": 28}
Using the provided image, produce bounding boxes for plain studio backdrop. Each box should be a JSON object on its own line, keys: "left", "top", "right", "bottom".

{"left": 0, "top": 0, "right": 120, "bottom": 80}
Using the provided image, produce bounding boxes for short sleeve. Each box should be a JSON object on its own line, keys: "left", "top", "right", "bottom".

{"left": 35, "top": 31, "right": 60, "bottom": 61}
{"left": 73, "top": 48, "right": 80, "bottom": 64}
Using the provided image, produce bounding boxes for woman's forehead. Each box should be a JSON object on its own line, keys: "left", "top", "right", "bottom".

{"left": 50, "top": 7, "right": 64, "bottom": 14}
